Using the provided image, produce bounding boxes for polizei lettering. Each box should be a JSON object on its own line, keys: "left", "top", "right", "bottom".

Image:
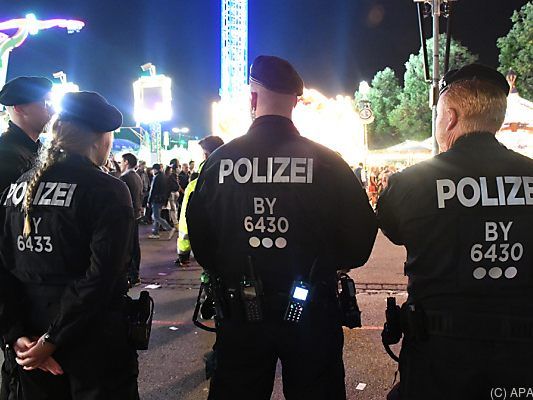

{"left": 219, "top": 157, "right": 314, "bottom": 184}
{"left": 436, "top": 176, "right": 533, "bottom": 208}
{"left": 4, "top": 181, "right": 77, "bottom": 208}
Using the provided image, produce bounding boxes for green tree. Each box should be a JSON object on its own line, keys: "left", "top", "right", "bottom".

{"left": 390, "top": 38, "right": 477, "bottom": 141}
{"left": 367, "top": 68, "right": 402, "bottom": 148}
{"left": 354, "top": 68, "right": 402, "bottom": 149}
{"left": 497, "top": 2, "right": 533, "bottom": 100}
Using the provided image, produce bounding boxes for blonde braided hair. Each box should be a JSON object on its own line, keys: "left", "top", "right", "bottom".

{"left": 22, "top": 138, "right": 63, "bottom": 237}
{"left": 22, "top": 119, "right": 96, "bottom": 237}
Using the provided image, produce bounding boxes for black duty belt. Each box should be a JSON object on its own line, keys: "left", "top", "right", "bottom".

{"left": 423, "top": 310, "right": 533, "bottom": 342}
{"left": 219, "top": 287, "right": 337, "bottom": 322}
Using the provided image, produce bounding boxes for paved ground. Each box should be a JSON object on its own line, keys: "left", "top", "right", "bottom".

{"left": 133, "top": 228, "right": 407, "bottom": 400}
{"left": 1, "top": 228, "right": 407, "bottom": 400}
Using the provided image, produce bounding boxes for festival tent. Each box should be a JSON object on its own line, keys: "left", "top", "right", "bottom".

{"left": 500, "top": 91, "right": 533, "bottom": 133}
{"left": 497, "top": 90, "right": 533, "bottom": 158}
{"left": 368, "top": 138, "right": 433, "bottom": 166}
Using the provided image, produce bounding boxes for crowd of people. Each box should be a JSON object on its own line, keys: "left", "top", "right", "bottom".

{"left": 106, "top": 140, "right": 226, "bottom": 283}
{"left": 104, "top": 157, "right": 195, "bottom": 231}
{"left": 353, "top": 163, "right": 399, "bottom": 208}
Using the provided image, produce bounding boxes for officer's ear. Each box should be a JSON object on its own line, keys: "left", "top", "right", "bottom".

{"left": 292, "top": 95, "right": 298, "bottom": 109}
{"left": 12, "top": 104, "right": 26, "bottom": 116}
{"left": 445, "top": 107, "right": 458, "bottom": 132}
{"left": 250, "top": 91, "right": 258, "bottom": 111}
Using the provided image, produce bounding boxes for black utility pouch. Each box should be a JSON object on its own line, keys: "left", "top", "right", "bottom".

{"left": 337, "top": 273, "right": 362, "bottom": 328}
{"left": 126, "top": 290, "right": 154, "bottom": 350}
{"left": 403, "top": 303, "right": 429, "bottom": 342}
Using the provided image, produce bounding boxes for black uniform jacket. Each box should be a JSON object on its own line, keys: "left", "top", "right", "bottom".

{"left": 0, "top": 121, "right": 41, "bottom": 194}
{"left": 187, "top": 115, "right": 377, "bottom": 296}
{"left": 377, "top": 132, "right": 533, "bottom": 314}
{"left": 0, "top": 154, "right": 134, "bottom": 348}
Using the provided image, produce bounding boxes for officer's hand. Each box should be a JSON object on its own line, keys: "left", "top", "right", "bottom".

{"left": 13, "top": 336, "right": 37, "bottom": 354}
{"left": 15, "top": 334, "right": 57, "bottom": 370}
{"left": 37, "top": 356, "right": 64, "bottom": 375}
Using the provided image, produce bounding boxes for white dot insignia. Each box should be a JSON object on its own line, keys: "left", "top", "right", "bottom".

{"left": 249, "top": 237, "right": 260, "bottom": 248}
{"left": 488, "top": 267, "right": 503, "bottom": 279}
{"left": 472, "top": 267, "right": 487, "bottom": 280}
{"left": 504, "top": 266, "right": 518, "bottom": 279}
{"left": 275, "top": 237, "right": 287, "bottom": 249}
{"left": 262, "top": 238, "right": 273, "bottom": 248}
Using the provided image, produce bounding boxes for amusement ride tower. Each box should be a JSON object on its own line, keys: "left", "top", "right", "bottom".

{"left": 220, "top": 0, "right": 248, "bottom": 100}
{"left": 212, "top": 0, "right": 251, "bottom": 141}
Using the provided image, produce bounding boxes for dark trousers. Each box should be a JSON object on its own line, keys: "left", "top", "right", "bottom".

{"left": 18, "top": 363, "right": 138, "bottom": 400}
{"left": 128, "top": 221, "right": 141, "bottom": 282}
{"left": 16, "top": 320, "right": 139, "bottom": 400}
{"left": 398, "top": 336, "right": 533, "bottom": 400}
{"left": 208, "top": 303, "right": 346, "bottom": 400}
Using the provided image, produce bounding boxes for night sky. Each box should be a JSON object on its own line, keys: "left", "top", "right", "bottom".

{"left": 1, "top": 0, "right": 528, "bottom": 136}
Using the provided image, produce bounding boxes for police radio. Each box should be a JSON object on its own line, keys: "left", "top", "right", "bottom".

{"left": 337, "top": 273, "right": 362, "bottom": 328}
{"left": 240, "top": 257, "right": 264, "bottom": 322}
{"left": 284, "top": 280, "right": 310, "bottom": 323}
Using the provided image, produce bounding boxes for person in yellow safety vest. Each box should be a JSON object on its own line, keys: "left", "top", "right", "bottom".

{"left": 175, "top": 135, "right": 225, "bottom": 266}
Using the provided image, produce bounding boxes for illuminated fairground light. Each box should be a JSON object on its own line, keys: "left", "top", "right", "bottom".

{"left": 212, "top": 88, "right": 366, "bottom": 165}
{"left": 50, "top": 71, "right": 79, "bottom": 112}
{"left": 0, "top": 14, "right": 84, "bottom": 88}
{"left": 133, "top": 74, "right": 173, "bottom": 124}
{"left": 0, "top": 13, "right": 84, "bottom": 36}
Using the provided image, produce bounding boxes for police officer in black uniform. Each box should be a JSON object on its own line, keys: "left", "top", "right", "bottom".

{"left": 0, "top": 76, "right": 53, "bottom": 399}
{"left": 377, "top": 64, "right": 533, "bottom": 400}
{"left": 0, "top": 76, "right": 53, "bottom": 194}
{"left": 0, "top": 91, "right": 139, "bottom": 399}
{"left": 187, "top": 55, "right": 377, "bottom": 400}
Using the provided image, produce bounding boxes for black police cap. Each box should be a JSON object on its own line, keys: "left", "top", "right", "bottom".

{"left": 59, "top": 91, "right": 123, "bottom": 133}
{"left": 0, "top": 76, "right": 53, "bottom": 106}
{"left": 439, "top": 64, "right": 510, "bottom": 96}
{"left": 250, "top": 55, "right": 304, "bottom": 96}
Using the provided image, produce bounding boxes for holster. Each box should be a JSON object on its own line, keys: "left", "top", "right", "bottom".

{"left": 382, "top": 297, "right": 403, "bottom": 345}
{"left": 126, "top": 291, "right": 154, "bottom": 350}
{"left": 0, "top": 343, "right": 22, "bottom": 400}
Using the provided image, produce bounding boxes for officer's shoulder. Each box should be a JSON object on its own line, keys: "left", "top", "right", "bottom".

{"left": 0, "top": 130, "right": 11, "bottom": 143}
{"left": 88, "top": 168, "right": 132, "bottom": 206}
{"left": 386, "top": 154, "right": 449, "bottom": 190}
{"left": 16, "top": 166, "right": 37, "bottom": 183}
{"left": 499, "top": 143, "right": 533, "bottom": 167}
{"left": 295, "top": 135, "right": 353, "bottom": 171}
{"left": 96, "top": 169, "right": 131, "bottom": 192}
{"left": 0, "top": 135, "right": 17, "bottom": 153}
{"left": 198, "top": 137, "right": 242, "bottom": 171}
{"left": 0, "top": 145, "right": 21, "bottom": 166}
{"left": 303, "top": 136, "right": 343, "bottom": 159}
{"left": 206, "top": 136, "right": 245, "bottom": 160}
